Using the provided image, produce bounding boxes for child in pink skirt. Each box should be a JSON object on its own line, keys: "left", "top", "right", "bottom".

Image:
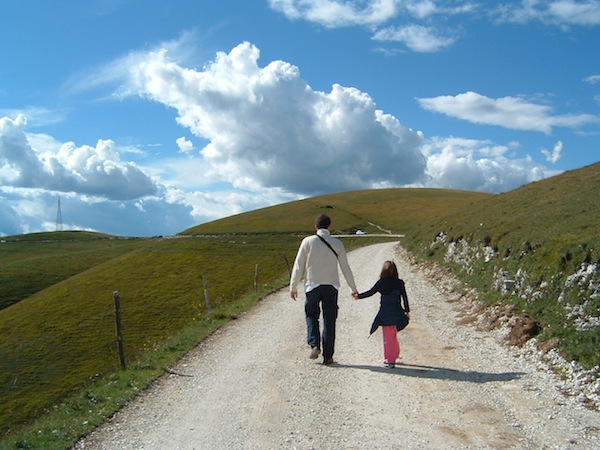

{"left": 354, "top": 261, "right": 410, "bottom": 368}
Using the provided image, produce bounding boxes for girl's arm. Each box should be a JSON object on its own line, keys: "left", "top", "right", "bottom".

{"left": 399, "top": 280, "right": 410, "bottom": 312}
{"left": 356, "top": 280, "right": 381, "bottom": 299}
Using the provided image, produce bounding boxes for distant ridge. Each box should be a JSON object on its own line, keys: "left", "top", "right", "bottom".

{"left": 181, "top": 187, "right": 491, "bottom": 235}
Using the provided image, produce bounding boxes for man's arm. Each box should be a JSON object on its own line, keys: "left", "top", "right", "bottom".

{"left": 289, "top": 240, "right": 307, "bottom": 300}
{"left": 335, "top": 243, "right": 358, "bottom": 294}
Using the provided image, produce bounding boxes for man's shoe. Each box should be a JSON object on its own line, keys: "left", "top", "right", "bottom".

{"left": 323, "top": 357, "right": 334, "bottom": 365}
{"left": 309, "top": 347, "right": 321, "bottom": 359}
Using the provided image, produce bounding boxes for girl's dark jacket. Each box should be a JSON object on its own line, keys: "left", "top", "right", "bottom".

{"left": 357, "top": 277, "right": 410, "bottom": 335}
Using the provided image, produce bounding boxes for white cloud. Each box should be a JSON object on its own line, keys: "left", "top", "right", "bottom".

{"left": 269, "top": 0, "right": 477, "bottom": 26}
{"left": 269, "top": 0, "right": 474, "bottom": 52}
{"left": 0, "top": 115, "right": 158, "bottom": 200}
{"left": 541, "top": 140, "right": 563, "bottom": 163}
{"left": 417, "top": 91, "right": 600, "bottom": 133}
{"left": 0, "top": 106, "right": 67, "bottom": 127}
{"left": 4, "top": 188, "right": 198, "bottom": 237}
{"left": 176, "top": 136, "right": 195, "bottom": 153}
{"left": 130, "top": 42, "right": 427, "bottom": 196}
{"left": 372, "top": 24, "right": 458, "bottom": 52}
{"left": 0, "top": 195, "right": 22, "bottom": 236}
{"left": 419, "top": 136, "right": 561, "bottom": 193}
{"left": 404, "top": 0, "right": 478, "bottom": 18}
{"left": 63, "top": 30, "right": 202, "bottom": 98}
{"left": 268, "top": 0, "right": 399, "bottom": 27}
{"left": 494, "top": 0, "right": 600, "bottom": 26}
{"left": 584, "top": 74, "right": 600, "bottom": 84}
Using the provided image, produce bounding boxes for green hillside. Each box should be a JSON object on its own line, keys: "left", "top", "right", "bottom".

{"left": 403, "top": 162, "right": 600, "bottom": 369}
{"left": 182, "top": 187, "right": 491, "bottom": 235}
{"left": 0, "top": 232, "right": 144, "bottom": 310}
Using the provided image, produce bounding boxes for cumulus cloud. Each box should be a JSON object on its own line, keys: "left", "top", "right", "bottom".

{"left": 3, "top": 36, "right": 575, "bottom": 237}
{"left": 541, "top": 140, "right": 563, "bottom": 163}
{"left": 0, "top": 195, "right": 22, "bottom": 236}
{"left": 130, "top": 42, "right": 427, "bottom": 196}
{"left": 494, "top": 0, "right": 600, "bottom": 26}
{"left": 176, "top": 136, "right": 195, "bottom": 153}
{"left": 417, "top": 91, "right": 600, "bottom": 133}
{"left": 420, "top": 136, "right": 561, "bottom": 193}
{"left": 0, "top": 115, "right": 158, "bottom": 200}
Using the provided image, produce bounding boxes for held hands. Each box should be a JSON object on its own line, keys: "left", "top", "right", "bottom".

{"left": 291, "top": 291, "right": 360, "bottom": 301}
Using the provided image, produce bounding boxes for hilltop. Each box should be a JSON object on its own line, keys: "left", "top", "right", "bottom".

{"left": 181, "top": 187, "right": 490, "bottom": 235}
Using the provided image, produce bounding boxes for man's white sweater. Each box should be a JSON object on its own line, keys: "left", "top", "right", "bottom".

{"left": 290, "top": 228, "right": 357, "bottom": 294}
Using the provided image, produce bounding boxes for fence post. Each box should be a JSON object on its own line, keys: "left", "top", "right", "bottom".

{"left": 113, "top": 291, "right": 126, "bottom": 369}
{"left": 254, "top": 264, "right": 259, "bottom": 292}
{"left": 282, "top": 253, "right": 291, "bottom": 277}
{"left": 202, "top": 275, "right": 212, "bottom": 311}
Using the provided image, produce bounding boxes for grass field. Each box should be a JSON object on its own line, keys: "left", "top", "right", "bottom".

{"left": 2, "top": 165, "right": 599, "bottom": 448}
{"left": 403, "top": 162, "right": 600, "bottom": 369}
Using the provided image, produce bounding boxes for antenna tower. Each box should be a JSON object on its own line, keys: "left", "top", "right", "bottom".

{"left": 55, "top": 196, "right": 63, "bottom": 231}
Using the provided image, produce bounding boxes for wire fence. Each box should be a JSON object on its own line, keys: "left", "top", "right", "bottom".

{"left": 1, "top": 236, "right": 299, "bottom": 432}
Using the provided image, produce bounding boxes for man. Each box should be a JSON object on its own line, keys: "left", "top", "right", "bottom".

{"left": 290, "top": 214, "right": 358, "bottom": 365}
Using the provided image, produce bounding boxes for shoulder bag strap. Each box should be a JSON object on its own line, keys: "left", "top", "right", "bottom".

{"left": 317, "top": 234, "right": 338, "bottom": 258}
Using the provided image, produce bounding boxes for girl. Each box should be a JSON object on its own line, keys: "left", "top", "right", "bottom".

{"left": 355, "top": 260, "right": 410, "bottom": 368}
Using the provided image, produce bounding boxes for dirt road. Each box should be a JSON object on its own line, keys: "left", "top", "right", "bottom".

{"left": 76, "top": 241, "right": 600, "bottom": 449}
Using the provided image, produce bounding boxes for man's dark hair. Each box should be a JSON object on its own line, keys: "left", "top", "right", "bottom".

{"left": 315, "top": 214, "right": 331, "bottom": 229}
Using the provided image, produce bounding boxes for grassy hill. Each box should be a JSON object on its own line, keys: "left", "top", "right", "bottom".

{"left": 403, "top": 162, "right": 600, "bottom": 368}
{"left": 182, "top": 187, "right": 491, "bottom": 235}
{"left": 0, "top": 232, "right": 144, "bottom": 310}
{"left": 2, "top": 168, "right": 599, "bottom": 448}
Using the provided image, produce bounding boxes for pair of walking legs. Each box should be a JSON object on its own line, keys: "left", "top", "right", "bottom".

{"left": 382, "top": 325, "right": 400, "bottom": 364}
{"left": 305, "top": 285, "right": 338, "bottom": 360}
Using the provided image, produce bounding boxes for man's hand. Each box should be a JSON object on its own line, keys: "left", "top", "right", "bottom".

{"left": 290, "top": 291, "right": 298, "bottom": 301}
{"left": 352, "top": 292, "right": 359, "bottom": 300}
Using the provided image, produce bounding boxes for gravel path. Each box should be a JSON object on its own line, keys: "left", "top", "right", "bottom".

{"left": 75, "top": 241, "right": 600, "bottom": 449}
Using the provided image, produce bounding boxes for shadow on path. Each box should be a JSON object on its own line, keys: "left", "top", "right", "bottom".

{"left": 331, "top": 362, "right": 525, "bottom": 383}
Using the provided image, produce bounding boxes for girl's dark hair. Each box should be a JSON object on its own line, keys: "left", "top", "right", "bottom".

{"left": 380, "top": 260, "right": 398, "bottom": 279}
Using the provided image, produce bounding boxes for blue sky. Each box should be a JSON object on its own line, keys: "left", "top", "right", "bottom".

{"left": 1, "top": 0, "right": 599, "bottom": 237}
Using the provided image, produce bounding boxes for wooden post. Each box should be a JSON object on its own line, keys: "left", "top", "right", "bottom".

{"left": 202, "top": 275, "right": 212, "bottom": 311}
{"left": 282, "top": 253, "right": 291, "bottom": 277}
{"left": 254, "top": 264, "right": 259, "bottom": 292}
{"left": 113, "top": 291, "right": 126, "bottom": 369}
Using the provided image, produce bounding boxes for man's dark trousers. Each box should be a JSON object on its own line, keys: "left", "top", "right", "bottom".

{"left": 305, "top": 284, "right": 339, "bottom": 359}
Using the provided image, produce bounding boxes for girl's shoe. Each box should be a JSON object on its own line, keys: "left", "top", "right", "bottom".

{"left": 384, "top": 362, "right": 395, "bottom": 368}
